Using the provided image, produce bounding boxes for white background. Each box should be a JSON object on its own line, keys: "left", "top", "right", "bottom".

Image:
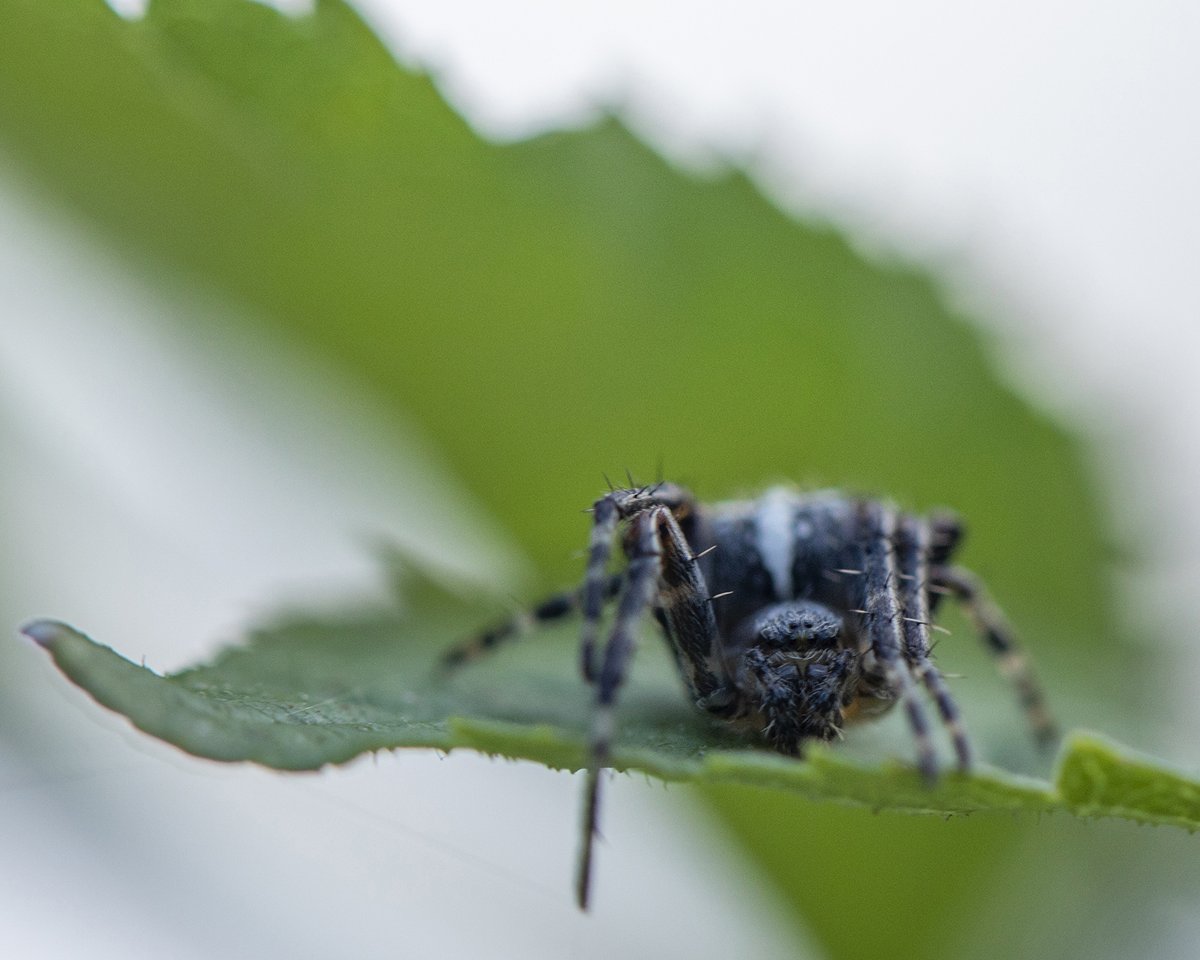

{"left": 3, "top": 1, "right": 1199, "bottom": 957}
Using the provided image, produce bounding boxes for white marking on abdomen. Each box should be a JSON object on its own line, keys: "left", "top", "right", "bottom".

{"left": 755, "top": 486, "right": 795, "bottom": 599}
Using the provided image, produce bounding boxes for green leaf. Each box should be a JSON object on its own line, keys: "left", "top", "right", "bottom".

{"left": 26, "top": 614, "right": 1200, "bottom": 831}
{"left": 1057, "top": 732, "right": 1200, "bottom": 828}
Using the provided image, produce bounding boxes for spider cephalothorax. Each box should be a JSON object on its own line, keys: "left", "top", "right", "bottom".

{"left": 443, "top": 481, "right": 1056, "bottom": 909}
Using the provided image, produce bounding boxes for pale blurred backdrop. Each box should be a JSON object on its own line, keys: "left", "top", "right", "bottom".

{"left": 3, "top": 1, "right": 1199, "bottom": 957}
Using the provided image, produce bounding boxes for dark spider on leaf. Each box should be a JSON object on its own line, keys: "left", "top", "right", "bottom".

{"left": 442, "top": 481, "right": 1057, "bottom": 909}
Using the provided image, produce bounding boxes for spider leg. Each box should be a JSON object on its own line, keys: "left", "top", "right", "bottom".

{"left": 931, "top": 565, "right": 1058, "bottom": 748}
{"left": 654, "top": 505, "right": 726, "bottom": 704}
{"left": 581, "top": 494, "right": 623, "bottom": 683}
{"left": 581, "top": 483, "right": 698, "bottom": 683}
{"left": 578, "top": 507, "right": 665, "bottom": 910}
{"left": 439, "top": 574, "right": 624, "bottom": 671}
{"left": 895, "top": 515, "right": 972, "bottom": 770}
{"left": 924, "top": 511, "right": 963, "bottom": 618}
{"left": 856, "top": 502, "right": 939, "bottom": 782}
{"left": 928, "top": 512, "right": 964, "bottom": 578}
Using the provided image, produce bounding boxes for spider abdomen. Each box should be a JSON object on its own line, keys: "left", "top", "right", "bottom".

{"left": 698, "top": 486, "right": 865, "bottom": 635}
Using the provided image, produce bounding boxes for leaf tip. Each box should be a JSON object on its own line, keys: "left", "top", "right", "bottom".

{"left": 20, "top": 618, "right": 76, "bottom": 650}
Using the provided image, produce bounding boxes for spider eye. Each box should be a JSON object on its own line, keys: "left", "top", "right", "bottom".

{"left": 748, "top": 601, "right": 844, "bottom": 650}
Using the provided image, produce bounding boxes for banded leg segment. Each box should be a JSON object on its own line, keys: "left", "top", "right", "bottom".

{"left": 925, "top": 511, "right": 964, "bottom": 619}
{"left": 856, "top": 502, "right": 939, "bottom": 782}
{"left": 895, "top": 515, "right": 972, "bottom": 770}
{"left": 581, "top": 495, "right": 622, "bottom": 683}
{"left": 653, "top": 505, "right": 725, "bottom": 703}
{"left": 580, "top": 483, "right": 697, "bottom": 682}
{"left": 932, "top": 565, "right": 1058, "bottom": 747}
{"left": 578, "top": 507, "right": 665, "bottom": 910}
{"left": 439, "top": 575, "right": 623, "bottom": 671}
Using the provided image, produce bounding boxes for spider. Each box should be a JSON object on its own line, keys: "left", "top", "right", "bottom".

{"left": 442, "top": 481, "right": 1056, "bottom": 909}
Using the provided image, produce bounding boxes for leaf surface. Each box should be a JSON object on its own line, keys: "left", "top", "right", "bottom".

{"left": 28, "top": 615, "right": 1200, "bottom": 832}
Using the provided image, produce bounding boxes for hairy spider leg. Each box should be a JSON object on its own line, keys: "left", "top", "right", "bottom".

{"left": 895, "top": 515, "right": 973, "bottom": 770}
{"left": 855, "top": 502, "right": 939, "bottom": 782}
{"left": 931, "top": 565, "right": 1058, "bottom": 748}
{"left": 923, "top": 510, "right": 962, "bottom": 622}
{"left": 581, "top": 484, "right": 697, "bottom": 682}
{"left": 652, "top": 505, "right": 726, "bottom": 704}
{"left": 439, "top": 574, "right": 624, "bottom": 671}
{"left": 580, "top": 495, "right": 622, "bottom": 683}
{"left": 578, "top": 507, "right": 666, "bottom": 910}
{"left": 927, "top": 511, "right": 964, "bottom": 573}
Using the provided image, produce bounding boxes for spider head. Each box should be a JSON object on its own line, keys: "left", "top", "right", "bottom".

{"left": 736, "top": 601, "right": 844, "bottom": 651}
{"left": 741, "top": 645, "right": 858, "bottom": 751}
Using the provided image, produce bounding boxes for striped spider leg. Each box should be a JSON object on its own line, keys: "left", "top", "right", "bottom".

{"left": 577, "top": 486, "right": 724, "bottom": 910}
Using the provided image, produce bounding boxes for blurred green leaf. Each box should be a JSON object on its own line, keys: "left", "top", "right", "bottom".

{"left": 0, "top": 0, "right": 1109, "bottom": 649}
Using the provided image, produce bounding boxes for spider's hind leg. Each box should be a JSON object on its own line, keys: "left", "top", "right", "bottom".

{"left": 932, "top": 565, "right": 1058, "bottom": 748}
{"left": 439, "top": 574, "right": 622, "bottom": 672}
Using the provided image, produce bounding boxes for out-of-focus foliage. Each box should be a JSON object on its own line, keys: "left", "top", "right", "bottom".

{"left": 0, "top": 0, "right": 1106, "bottom": 637}
{"left": 2, "top": 1, "right": 1185, "bottom": 957}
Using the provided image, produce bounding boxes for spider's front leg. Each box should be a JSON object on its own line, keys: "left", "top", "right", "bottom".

{"left": 580, "top": 483, "right": 696, "bottom": 682}
{"left": 577, "top": 501, "right": 723, "bottom": 910}
{"left": 578, "top": 507, "right": 662, "bottom": 910}
{"left": 855, "top": 501, "right": 940, "bottom": 782}
{"left": 894, "top": 515, "right": 972, "bottom": 770}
